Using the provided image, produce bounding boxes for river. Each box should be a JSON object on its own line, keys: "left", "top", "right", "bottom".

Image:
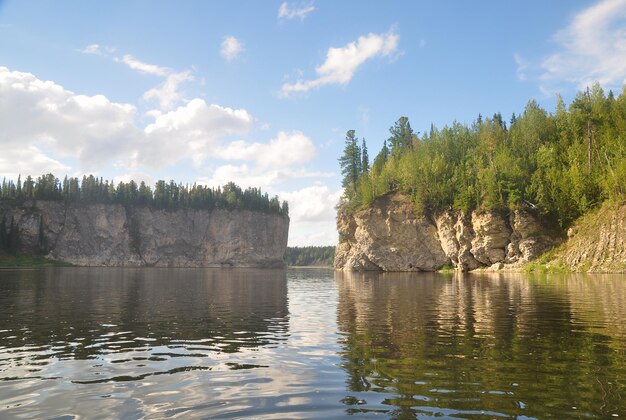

{"left": 0, "top": 268, "right": 624, "bottom": 418}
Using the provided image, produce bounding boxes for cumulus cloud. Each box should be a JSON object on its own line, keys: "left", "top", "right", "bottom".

{"left": 0, "top": 146, "right": 70, "bottom": 181}
{"left": 278, "top": 2, "right": 315, "bottom": 20}
{"left": 214, "top": 131, "right": 315, "bottom": 168}
{"left": 0, "top": 67, "right": 254, "bottom": 174}
{"left": 114, "top": 54, "right": 191, "bottom": 110}
{"left": 279, "top": 185, "right": 342, "bottom": 246}
{"left": 280, "top": 28, "right": 399, "bottom": 96}
{"left": 540, "top": 0, "right": 626, "bottom": 90}
{"left": 143, "top": 70, "right": 193, "bottom": 110}
{"left": 143, "top": 98, "right": 253, "bottom": 168}
{"left": 201, "top": 165, "right": 332, "bottom": 191}
{"left": 0, "top": 66, "right": 139, "bottom": 171}
{"left": 220, "top": 36, "right": 244, "bottom": 61}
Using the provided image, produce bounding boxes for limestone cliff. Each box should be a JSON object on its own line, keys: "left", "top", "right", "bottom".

{"left": 335, "top": 193, "right": 560, "bottom": 272}
{"left": 0, "top": 200, "right": 289, "bottom": 267}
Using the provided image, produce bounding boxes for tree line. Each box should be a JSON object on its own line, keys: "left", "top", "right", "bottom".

{"left": 284, "top": 246, "right": 335, "bottom": 266}
{"left": 0, "top": 174, "right": 289, "bottom": 216}
{"left": 339, "top": 83, "right": 626, "bottom": 228}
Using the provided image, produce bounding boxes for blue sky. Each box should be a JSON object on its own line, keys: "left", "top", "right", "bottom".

{"left": 1, "top": 0, "right": 625, "bottom": 245}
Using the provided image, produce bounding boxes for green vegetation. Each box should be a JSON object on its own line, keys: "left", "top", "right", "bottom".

{"left": 0, "top": 253, "right": 72, "bottom": 268}
{"left": 0, "top": 174, "right": 288, "bottom": 216}
{"left": 284, "top": 246, "right": 335, "bottom": 267}
{"left": 524, "top": 247, "right": 570, "bottom": 273}
{"left": 339, "top": 84, "right": 626, "bottom": 229}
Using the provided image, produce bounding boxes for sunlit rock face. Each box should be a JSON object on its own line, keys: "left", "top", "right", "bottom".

{"left": 0, "top": 200, "right": 289, "bottom": 267}
{"left": 335, "top": 193, "right": 559, "bottom": 272}
{"left": 335, "top": 194, "right": 448, "bottom": 272}
{"left": 557, "top": 203, "right": 626, "bottom": 272}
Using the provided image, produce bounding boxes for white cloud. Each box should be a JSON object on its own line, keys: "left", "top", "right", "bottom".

{"left": 199, "top": 165, "right": 332, "bottom": 191}
{"left": 113, "top": 172, "right": 155, "bottom": 187}
{"left": 514, "top": 53, "right": 528, "bottom": 81}
{"left": 278, "top": 2, "right": 315, "bottom": 20}
{"left": 279, "top": 185, "right": 342, "bottom": 246}
{"left": 114, "top": 54, "right": 192, "bottom": 110}
{"left": 540, "top": 0, "right": 626, "bottom": 90}
{"left": 0, "top": 67, "right": 139, "bottom": 171}
{"left": 0, "top": 67, "right": 254, "bottom": 174}
{"left": 0, "top": 146, "right": 70, "bottom": 180}
{"left": 215, "top": 131, "right": 315, "bottom": 168}
{"left": 81, "top": 44, "right": 102, "bottom": 55}
{"left": 118, "top": 54, "right": 170, "bottom": 76}
{"left": 220, "top": 36, "right": 244, "bottom": 61}
{"left": 280, "top": 28, "right": 399, "bottom": 97}
{"left": 143, "top": 70, "right": 193, "bottom": 110}
{"left": 143, "top": 98, "right": 253, "bottom": 168}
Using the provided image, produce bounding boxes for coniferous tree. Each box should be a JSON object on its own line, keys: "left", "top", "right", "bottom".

{"left": 339, "top": 130, "right": 362, "bottom": 199}
{"left": 361, "top": 138, "right": 369, "bottom": 174}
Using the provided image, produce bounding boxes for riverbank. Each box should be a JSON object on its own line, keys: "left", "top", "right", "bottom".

{"left": 0, "top": 254, "right": 73, "bottom": 268}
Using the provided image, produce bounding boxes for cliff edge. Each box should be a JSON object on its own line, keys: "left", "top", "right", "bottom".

{"left": 1, "top": 200, "right": 289, "bottom": 267}
{"left": 335, "top": 193, "right": 561, "bottom": 272}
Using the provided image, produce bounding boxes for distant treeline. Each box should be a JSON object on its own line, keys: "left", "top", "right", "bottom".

{"left": 0, "top": 174, "right": 288, "bottom": 216}
{"left": 339, "top": 83, "right": 626, "bottom": 228}
{"left": 284, "top": 246, "right": 335, "bottom": 266}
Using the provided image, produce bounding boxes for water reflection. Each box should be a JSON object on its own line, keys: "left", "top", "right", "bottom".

{"left": 0, "top": 267, "right": 288, "bottom": 358}
{"left": 0, "top": 268, "right": 291, "bottom": 416}
{"left": 336, "top": 271, "right": 626, "bottom": 418}
{"left": 1, "top": 268, "right": 625, "bottom": 418}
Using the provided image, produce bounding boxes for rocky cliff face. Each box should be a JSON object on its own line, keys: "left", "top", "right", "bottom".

{"left": 552, "top": 202, "right": 626, "bottom": 273}
{"left": 0, "top": 200, "right": 289, "bottom": 267}
{"left": 335, "top": 193, "right": 560, "bottom": 272}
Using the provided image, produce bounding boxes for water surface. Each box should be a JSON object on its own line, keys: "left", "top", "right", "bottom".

{"left": 0, "top": 268, "right": 624, "bottom": 418}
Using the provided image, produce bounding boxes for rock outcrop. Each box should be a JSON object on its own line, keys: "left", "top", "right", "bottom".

{"left": 0, "top": 200, "right": 289, "bottom": 267}
{"left": 551, "top": 202, "right": 626, "bottom": 272}
{"left": 335, "top": 193, "right": 560, "bottom": 272}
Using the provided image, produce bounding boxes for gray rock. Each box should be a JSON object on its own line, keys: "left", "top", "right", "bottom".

{"left": 0, "top": 200, "right": 288, "bottom": 267}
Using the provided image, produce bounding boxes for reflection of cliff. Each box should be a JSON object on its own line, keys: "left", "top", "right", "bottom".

{"left": 335, "top": 271, "right": 626, "bottom": 418}
{"left": 0, "top": 268, "right": 289, "bottom": 357}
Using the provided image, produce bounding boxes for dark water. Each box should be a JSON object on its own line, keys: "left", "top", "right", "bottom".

{"left": 0, "top": 268, "right": 625, "bottom": 418}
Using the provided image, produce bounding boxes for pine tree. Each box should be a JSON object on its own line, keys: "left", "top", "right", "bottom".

{"left": 339, "top": 130, "right": 362, "bottom": 198}
{"left": 361, "top": 138, "right": 369, "bottom": 174}
{"left": 388, "top": 117, "right": 414, "bottom": 154}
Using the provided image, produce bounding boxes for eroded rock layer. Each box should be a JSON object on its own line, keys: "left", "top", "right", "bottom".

{"left": 335, "top": 193, "right": 560, "bottom": 272}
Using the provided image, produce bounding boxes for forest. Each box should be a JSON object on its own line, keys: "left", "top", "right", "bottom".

{"left": 284, "top": 246, "right": 335, "bottom": 266}
{"left": 339, "top": 83, "right": 626, "bottom": 228}
{"left": 0, "top": 175, "right": 289, "bottom": 216}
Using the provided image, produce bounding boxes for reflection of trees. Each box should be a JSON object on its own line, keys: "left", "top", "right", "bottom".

{"left": 0, "top": 268, "right": 289, "bottom": 358}
{"left": 336, "top": 271, "right": 626, "bottom": 418}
